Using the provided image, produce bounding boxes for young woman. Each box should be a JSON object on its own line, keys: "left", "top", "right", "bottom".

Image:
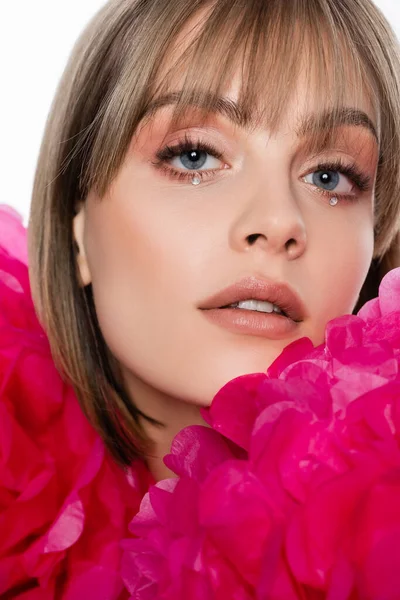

{"left": 1, "top": 0, "right": 400, "bottom": 597}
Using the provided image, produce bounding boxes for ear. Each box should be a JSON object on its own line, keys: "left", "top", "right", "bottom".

{"left": 73, "top": 205, "right": 92, "bottom": 286}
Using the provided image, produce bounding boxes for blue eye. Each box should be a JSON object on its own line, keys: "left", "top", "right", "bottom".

{"left": 303, "top": 160, "right": 372, "bottom": 198}
{"left": 304, "top": 169, "right": 352, "bottom": 194}
{"left": 179, "top": 150, "right": 208, "bottom": 170}
{"left": 156, "top": 134, "right": 224, "bottom": 175}
{"left": 312, "top": 170, "right": 340, "bottom": 191}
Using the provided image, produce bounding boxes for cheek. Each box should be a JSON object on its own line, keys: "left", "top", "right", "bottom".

{"left": 307, "top": 204, "right": 375, "bottom": 324}
{"left": 83, "top": 199, "right": 227, "bottom": 406}
{"left": 82, "top": 188, "right": 211, "bottom": 365}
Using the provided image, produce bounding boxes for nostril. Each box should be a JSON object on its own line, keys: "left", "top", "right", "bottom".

{"left": 247, "top": 233, "right": 262, "bottom": 245}
{"left": 285, "top": 238, "right": 297, "bottom": 251}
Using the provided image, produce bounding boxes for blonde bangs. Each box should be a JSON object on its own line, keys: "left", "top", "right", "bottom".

{"left": 154, "top": 0, "right": 365, "bottom": 137}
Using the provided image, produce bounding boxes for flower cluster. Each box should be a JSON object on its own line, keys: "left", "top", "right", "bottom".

{"left": 0, "top": 206, "right": 151, "bottom": 599}
{"left": 122, "top": 268, "right": 400, "bottom": 599}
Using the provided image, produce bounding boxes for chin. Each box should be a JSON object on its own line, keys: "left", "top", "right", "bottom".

{"left": 188, "top": 361, "right": 275, "bottom": 408}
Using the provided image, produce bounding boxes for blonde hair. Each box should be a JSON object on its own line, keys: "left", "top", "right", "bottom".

{"left": 29, "top": 0, "right": 400, "bottom": 466}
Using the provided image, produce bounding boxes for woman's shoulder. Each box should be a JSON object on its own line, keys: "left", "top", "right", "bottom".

{"left": 0, "top": 205, "right": 150, "bottom": 599}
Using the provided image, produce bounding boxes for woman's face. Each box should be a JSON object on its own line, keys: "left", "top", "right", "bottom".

{"left": 74, "top": 72, "right": 378, "bottom": 409}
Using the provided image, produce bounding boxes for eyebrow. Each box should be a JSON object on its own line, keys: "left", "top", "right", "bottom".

{"left": 142, "top": 91, "right": 378, "bottom": 142}
{"left": 298, "top": 107, "right": 378, "bottom": 142}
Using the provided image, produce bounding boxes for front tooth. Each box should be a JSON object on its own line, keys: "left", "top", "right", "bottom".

{"left": 237, "top": 300, "right": 274, "bottom": 313}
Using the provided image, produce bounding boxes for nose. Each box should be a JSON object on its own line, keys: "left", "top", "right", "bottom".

{"left": 229, "top": 180, "right": 307, "bottom": 261}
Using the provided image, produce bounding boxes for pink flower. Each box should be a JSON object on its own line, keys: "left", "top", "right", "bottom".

{"left": 0, "top": 211, "right": 152, "bottom": 599}
{"left": 0, "top": 204, "right": 28, "bottom": 264}
{"left": 358, "top": 267, "right": 400, "bottom": 320}
{"left": 122, "top": 268, "right": 400, "bottom": 599}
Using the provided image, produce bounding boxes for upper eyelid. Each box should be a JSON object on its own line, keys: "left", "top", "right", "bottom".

{"left": 155, "top": 137, "right": 226, "bottom": 170}
{"left": 158, "top": 134, "right": 223, "bottom": 152}
{"left": 155, "top": 127, "right": 239, "bottom": 156}
{"left": 159, "top": 132, "right": 364, "bottom": 160}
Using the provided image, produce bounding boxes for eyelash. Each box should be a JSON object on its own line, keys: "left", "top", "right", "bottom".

{"left": 152, "top": 135, "right": 372, "bottom": 201}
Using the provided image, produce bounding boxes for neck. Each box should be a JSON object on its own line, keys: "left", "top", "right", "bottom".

{"left": 122, "top": 371, "right": 208, "bottom": 481}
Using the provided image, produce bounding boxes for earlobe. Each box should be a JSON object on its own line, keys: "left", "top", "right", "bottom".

{"left": 73, "top": 207, "right": 92, "bottom": 287}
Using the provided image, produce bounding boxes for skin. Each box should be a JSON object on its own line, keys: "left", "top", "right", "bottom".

{"left": 74, "top": 67, "right": 378, "bottom": 479}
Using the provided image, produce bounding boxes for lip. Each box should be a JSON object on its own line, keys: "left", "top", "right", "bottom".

{"left": 198, "top": 276, "right": 307, "bottom": 322}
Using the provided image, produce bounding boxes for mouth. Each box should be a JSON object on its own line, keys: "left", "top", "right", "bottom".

{"left": 219, "top": 299, "right": 290, "bottom": 318}
{"left": 198, "top": 276, "right": 306, "bottom": 340}
{"left": 199, "top": 276, "right": 306, "bottom": 322}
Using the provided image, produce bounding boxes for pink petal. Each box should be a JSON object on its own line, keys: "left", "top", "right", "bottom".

{"left": 379, "top": 267, "right": 400, "bottom": 315}
{"left": 203, "top": 373, "right": 268, "bottom": 451}
{"left": 164, "top": 425, "right": 238, "bottom": 482}
{"left": 44, "top": 493, "right": 85, "bottom": 552}
{"left": 0, "top": 204, "right": 28, "bottom": 264}
{"left": 64, "top": 566, "right": 123, "bottom": 600}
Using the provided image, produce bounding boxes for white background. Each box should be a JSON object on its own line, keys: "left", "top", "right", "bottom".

{"left": 1, "top": 0, "right": 399, "bottom": 223}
